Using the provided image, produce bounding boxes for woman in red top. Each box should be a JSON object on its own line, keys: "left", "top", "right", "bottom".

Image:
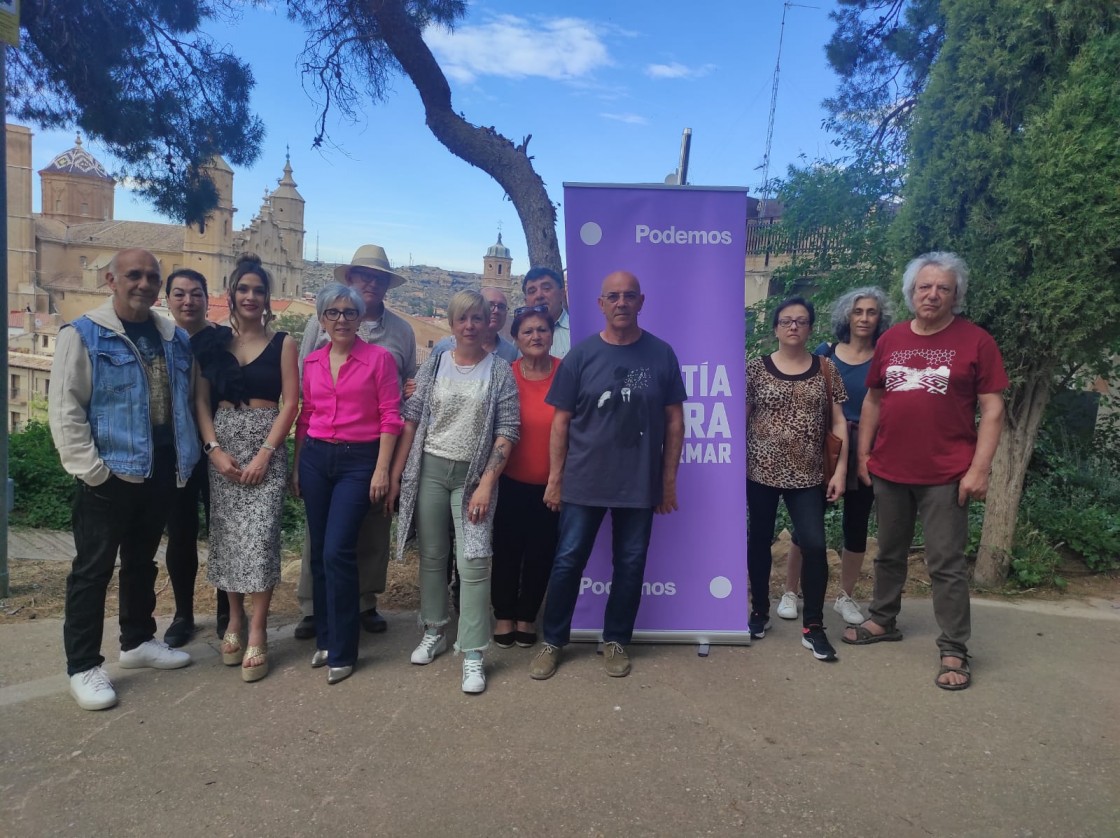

{"left": 491, "top": 305, "right": 561, "bottom": 648}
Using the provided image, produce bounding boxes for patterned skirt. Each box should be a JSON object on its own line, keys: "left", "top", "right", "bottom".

{"left": 206, "top": 407, "right": 287, "bottom": 593}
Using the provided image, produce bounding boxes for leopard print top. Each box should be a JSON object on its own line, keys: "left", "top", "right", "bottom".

{"left": 746, "top": 354, "right": 848, "bottom": 489}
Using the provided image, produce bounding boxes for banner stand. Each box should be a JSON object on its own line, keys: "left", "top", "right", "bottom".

{"left": 562, "top": 183, "right": 751, "bottom": 652}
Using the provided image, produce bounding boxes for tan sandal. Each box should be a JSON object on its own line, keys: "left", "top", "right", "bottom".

{"left": 241, "top": 644, "right": 269, "bottom": 683}
{"left": 221, "top": 632, "right": 245, "bottom": 666}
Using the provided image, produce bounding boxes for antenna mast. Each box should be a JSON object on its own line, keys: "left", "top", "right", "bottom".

{"left": 759, "top": 2, "right": 816, "bottom": 217}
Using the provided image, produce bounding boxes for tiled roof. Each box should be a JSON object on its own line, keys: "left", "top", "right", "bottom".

{"left": 8, "top": 351, "right": 54, "bottom": 371}
{"left": 39, "top": 138, "right": 114, "bottom": 181}
{"left": 35, "top": 217, "right": 184, "bottom": 253}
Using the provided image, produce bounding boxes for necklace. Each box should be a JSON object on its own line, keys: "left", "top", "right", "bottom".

{"left": 520, "top": 357, "right": 553, "bottom": 379}
{"left": 452, "top": 350, "right": 481, "bottom": 374}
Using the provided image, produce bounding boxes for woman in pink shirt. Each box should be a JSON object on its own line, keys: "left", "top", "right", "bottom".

{"left": 293, "top": 283, "right": 402, "bottom": 685}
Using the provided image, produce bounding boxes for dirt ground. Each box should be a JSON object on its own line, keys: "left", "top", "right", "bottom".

{"left": 2, "top": 530, "right": 1117, "bottom": 624}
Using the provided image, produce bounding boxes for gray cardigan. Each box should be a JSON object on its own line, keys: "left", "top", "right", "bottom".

{"left": 395, "top": 351, "right": 520, "bottom": 561}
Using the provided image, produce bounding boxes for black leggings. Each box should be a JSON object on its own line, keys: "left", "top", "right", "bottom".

{"left": 791, "top": 478, "right": 876, "bottom": 553}
{"left": 748, "top": 480, "right": 828, "bottom": 627}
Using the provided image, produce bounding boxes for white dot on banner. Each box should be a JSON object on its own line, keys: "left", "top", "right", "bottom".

{"left": 709, "top": 576, "right": 732, "bottom": 599}
{"left": 580, "top": 221, "right": 603, "bottom": 246}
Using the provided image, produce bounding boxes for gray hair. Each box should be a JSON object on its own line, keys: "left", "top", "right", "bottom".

{"left": 830, "top": 286, "right": 893, "bottom": 344}
{"left": 315, "top": 282, "right": 365, "bottom": 319}
{"left": 901, "top": 251, "right": 969, "bottom": 314}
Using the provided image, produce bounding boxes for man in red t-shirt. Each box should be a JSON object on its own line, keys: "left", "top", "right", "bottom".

{"left": 842, "top": 252, "right": 1008, "bottom": 691}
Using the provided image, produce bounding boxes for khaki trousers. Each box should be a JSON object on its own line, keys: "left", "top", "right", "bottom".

{"left": 869, "top": 476, "right": 971, "bottom": 657}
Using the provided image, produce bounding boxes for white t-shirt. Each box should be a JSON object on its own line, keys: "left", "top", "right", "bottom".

{"left": 423, "top": 352, "right": 494, "bottom": 462}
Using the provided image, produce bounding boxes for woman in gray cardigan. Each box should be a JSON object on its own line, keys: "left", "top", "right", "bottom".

{"left": 389, "top": 290, "right": 520, "bottom": 694}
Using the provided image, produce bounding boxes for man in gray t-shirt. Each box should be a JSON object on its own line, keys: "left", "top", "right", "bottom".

{"left": 529, "top": 271, "right": 685, "bottom": 681}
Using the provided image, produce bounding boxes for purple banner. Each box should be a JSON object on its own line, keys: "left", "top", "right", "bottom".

{"left": 562, "top": 184, "right": 749, "bottom": 644}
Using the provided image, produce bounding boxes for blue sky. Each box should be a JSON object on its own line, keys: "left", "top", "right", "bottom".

{"left": 28, "top": 1, "right": 845, "bottom": 274}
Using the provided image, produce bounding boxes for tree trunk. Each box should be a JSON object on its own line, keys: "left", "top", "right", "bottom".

{"left": 369, "top": 0, "right": 563, "bottom": 272}
{"left": 973, "top": 367, "right": 1053, "bottom": 587}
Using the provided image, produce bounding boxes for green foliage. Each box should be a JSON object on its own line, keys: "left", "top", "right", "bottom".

{"left": 751, "top": 155, "right": 900, "bottom": 360}
{"left": 1020, "top": 419, "right": 1120, "bottom": 573}
{"left": 1009, "top": 526, "right": 1066, "bottom": 589}
{"left": 895, "top": 1, "right": 1120, "bottom": 389}
{"left": 281, "top": 437, "right": 306, "bottom": 550}
{"left": 823, "top": 0, "right": 944, "bottom": 165}
{"left": 8, "top": 421, "right": 75, "bottom": 529}
{"left": 274, "top": 313, "right": 310, "bottom": 349}
{"left": 9, "top": 0, "right": 263, "bottom": 225}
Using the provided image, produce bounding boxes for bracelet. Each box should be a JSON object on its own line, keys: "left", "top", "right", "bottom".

{"left": 261, "top": 442, "right": 276, "bottom": 451}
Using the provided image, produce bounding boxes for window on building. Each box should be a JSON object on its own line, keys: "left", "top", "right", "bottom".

{"left": 44, "top": 378, "right": 50, "bottom": 393}
{"left": 10, "top": 412, "right": 20, "bottom": 433}
{"left": 80, "top": 256, "right": 87, "bottom": 268}
{"left": 498, "top": 264, "right": 502, "bottom": 275}
{"left": 81, "top": 201, "right": 89, "bottom": 215}
{"left": 10, "top": 373, "right": 20, "bottom": 397}
{"left": 42, "top": 335, "right": 48, "bottom": 348}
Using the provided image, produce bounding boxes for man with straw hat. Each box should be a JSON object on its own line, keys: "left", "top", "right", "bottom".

{"left": 295, "top": 245, "right": 418, "bottom": 638}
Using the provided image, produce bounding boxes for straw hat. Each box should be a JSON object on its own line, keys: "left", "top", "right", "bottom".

{"left": 333, "top": 245, "right": 407, "bottom": 289}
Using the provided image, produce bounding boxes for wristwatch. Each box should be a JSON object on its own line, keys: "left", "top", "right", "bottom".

{"left": 203, "top": 441, "right": 221, "bottom": 455}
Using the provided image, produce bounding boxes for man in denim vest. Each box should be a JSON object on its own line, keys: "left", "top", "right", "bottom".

{"left": 49, "top": 248, "right": 202, "bottom": 710}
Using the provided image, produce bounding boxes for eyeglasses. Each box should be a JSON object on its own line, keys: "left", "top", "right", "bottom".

{"left": 348, "top": 271, "right": 388, "bottom": 286}
{"left": 777, "top": 318, "right": 811, "bottom": 329}
{"left": 487, "top": 301, "right": 508, "bottom": 312}
{"left": 323, "top": 308, "right": 360, "bottom": 321}
{"left": 513, "top": 304, "right": 549, "bottom": 318}
{"left": 601, "top": 291, "right": 639, "bottom": 304}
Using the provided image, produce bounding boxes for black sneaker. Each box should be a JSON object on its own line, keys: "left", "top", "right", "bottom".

{"left": 163, "top": 616, "right": 195, "bottom": 649}
{"left": 801, "top": 625, "right": 838, "bottom": 662}
{"left": 748, "top": 612, "right": 771, "bottom": 640}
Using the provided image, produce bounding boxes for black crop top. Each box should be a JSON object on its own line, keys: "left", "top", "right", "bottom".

{"left": 193, "top": 327, "right": 286, "bottom": 406}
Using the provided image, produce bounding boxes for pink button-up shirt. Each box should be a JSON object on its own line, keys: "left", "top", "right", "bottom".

{"left": 296, "top": 339, "right": 404, "bottom": 443}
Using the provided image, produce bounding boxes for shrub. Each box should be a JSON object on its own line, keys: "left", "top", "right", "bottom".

{"left": 8, "top": 421, "right": 75, "bottom": 529}
{"left": 1022, "top": 422, "right": 1120, "bottom": 574}
{"left": 1009, "top": 525, "right": 1066, "bottom": 589}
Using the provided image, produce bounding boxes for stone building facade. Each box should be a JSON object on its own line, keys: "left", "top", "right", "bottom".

{"left": 5, "top": 124, "right": 306, "bottom": 323}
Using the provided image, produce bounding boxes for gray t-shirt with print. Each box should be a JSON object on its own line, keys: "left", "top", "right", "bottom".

{"left": 547, "top": 330, "right": 686, "bottom": 508}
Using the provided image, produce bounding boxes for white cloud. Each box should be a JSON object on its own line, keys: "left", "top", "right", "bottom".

{"left": 425, "top": 15, "right": 611, "bottom": 84}
{"left": 645, "top": 62, "right": 715, "bottom": 80}
{"left": 600, "top": 112, "right": 648, "bottom": 126}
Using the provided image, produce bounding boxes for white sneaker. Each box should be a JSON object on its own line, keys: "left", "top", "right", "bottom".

{"left": 834, "top": 593, "right": 865, "bottom": 624}
{"left": 776, "top": 591, "right": 800, "bottom": 620}
{"left": 410, "top": 631, "right": 447, "bottom": 665}
{"left": 119, "top": 639, "right": 191, "bottom": 670}
{"left": 69, "top": 666, "right": 118, "bottom": 711}
{"left": 462, "top": 655, "right": 486, "bottom": 694}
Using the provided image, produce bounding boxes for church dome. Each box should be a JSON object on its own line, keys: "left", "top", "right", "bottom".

{"left": 486, "top": 232, "right": 510, "bottom": 259}
{"left": 40, "top": 134, "right": 114, "bottom": 181}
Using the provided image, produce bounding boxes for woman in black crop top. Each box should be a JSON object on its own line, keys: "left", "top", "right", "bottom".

{"left": 195, "top": 255, "right": 299, "bottom": 683}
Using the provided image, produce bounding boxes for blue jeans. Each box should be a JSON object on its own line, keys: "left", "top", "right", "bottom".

{"left": 541, "top": 503, "right": 654, "bottom": 647}
{"left": 747, "top": 480, "right": 828, "bottom": 627}
{"left": 300, "top": 438, "right": 379, "bottom": 668}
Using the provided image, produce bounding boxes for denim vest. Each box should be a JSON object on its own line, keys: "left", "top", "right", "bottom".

{"left": 68, "top": 317, "right": 201, "bottom": 483}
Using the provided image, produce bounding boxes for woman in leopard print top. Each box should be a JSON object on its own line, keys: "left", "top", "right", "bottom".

{"left": 746, "top": 297, "right": 848, "bottom": 662}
